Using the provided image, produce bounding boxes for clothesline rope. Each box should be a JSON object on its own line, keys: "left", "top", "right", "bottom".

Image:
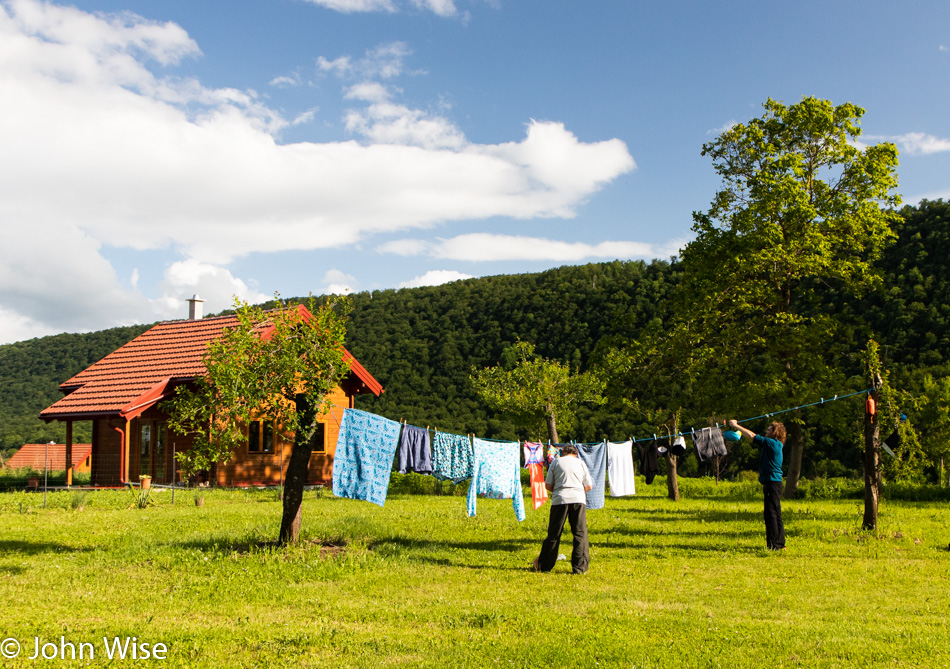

{"left": 400, "top": 387, "right": 873, "bottom": 447}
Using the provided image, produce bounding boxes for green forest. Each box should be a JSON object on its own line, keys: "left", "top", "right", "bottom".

{"left": 1, "top": 199, "right": 948, "bottom": 486}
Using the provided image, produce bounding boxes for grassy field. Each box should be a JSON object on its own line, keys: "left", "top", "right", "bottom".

{"left": 0, "top": 480, "right": 948, "bottom": 668}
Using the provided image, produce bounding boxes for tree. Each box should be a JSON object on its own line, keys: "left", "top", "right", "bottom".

{"left": 471, "top": 341, "right": 605, "bottom": 442}
{"left": 860, "top": 340, "right": 921, "bottom": 529}
{"left": 679, "top": 96, "right": 901, "bottom": 498}
{"left": 164, "top": 296, "right": 351, "bottom": 544}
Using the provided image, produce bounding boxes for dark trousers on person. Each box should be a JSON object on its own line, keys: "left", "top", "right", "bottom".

{"left": 763, "top": 481, "right": 785, "bottom": 549}
{"left": 538, "top": 503, "right": 589, "bottom": 574}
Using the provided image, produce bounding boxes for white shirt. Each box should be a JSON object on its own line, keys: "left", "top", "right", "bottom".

{"left": 545, "top": 455, "right": 593, "bottom": 506}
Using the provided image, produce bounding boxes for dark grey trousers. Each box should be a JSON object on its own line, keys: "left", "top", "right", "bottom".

{"left": 538, "top": 503, "right": 589, "bottom": 574}
{"left": 763, "top": 481, "right": 786, "bottom": 549}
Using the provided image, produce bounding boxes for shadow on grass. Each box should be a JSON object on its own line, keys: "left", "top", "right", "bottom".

{"left": 171, "top": 536, "right": 347, "bottom": 556}
{"left": 0, "top": 540, "right": 89, "bottom": 556}
{"left": 616, "top": 506, "right": 857, "bottom": 523}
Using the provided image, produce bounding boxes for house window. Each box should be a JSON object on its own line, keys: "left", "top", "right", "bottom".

{"left": 248, "top": 420, "right": 275, "bottom": 454}
{"left": 310, "top": 422, "right": 327, "bottom": 454}
{"left": 140, "top": 424, "right": 151, "bottom": 478}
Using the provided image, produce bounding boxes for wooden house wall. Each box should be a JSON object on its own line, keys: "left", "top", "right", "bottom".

{"left": 214, "top": 387, "right": 351, "bottom": 486}
{"left": 85, "top": 387, "right": 355, "bottom": 487}
{"left": 91, "top": 418, "right": 124, "bottom": 486}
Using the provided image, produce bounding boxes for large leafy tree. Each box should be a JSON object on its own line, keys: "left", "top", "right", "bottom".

{"left": 165, "top": 296, "right": 351, "bottom": 544}
{"left": 471, "top": 341, "right": 604, "bottom": 443}
{"left": 678, "top": 96, "right": 901, "bottom": 498}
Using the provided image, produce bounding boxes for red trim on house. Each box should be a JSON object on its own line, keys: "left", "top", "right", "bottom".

{"left": 119, "top": 376, "right": 173, "bottom": 420}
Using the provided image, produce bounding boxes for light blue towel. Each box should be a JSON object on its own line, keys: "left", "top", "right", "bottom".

{"left": 577, "top": 441, "right": 607, "bottom": 510}
{"left": 332, "top": 408, "right": 401, "bottom": 507}
{"left": 466, "top": 438, "right": 525, "bottom": 522}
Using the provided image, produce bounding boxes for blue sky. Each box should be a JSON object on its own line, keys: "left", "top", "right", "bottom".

{"left": 1, "top": 0, "right": 948, "bottom": 343}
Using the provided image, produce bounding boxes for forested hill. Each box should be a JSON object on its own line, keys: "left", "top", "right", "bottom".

{"left": 0, "top": 325, "right": 151, "bottom": 449}
{"left": 345, "top": 259, "right": 680, "bottom": 439}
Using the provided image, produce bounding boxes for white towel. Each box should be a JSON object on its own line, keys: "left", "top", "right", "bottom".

{"left": 606, "top": 440, "right": 636, "bottom": 497}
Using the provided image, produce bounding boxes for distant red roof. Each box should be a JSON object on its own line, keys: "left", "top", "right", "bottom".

{"left": 40, "top": 307, "right": 382, "bottom": 421}
{"left": 5, "top": 443, "right": 92, "bottom": 470}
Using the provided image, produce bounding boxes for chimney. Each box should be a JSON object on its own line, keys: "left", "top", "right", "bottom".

{"left": 187, "top": 294, "right": 205, "bottom": 320}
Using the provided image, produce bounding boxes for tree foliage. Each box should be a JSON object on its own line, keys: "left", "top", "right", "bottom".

{"left": 163, "top": 295, "right": 351, "bottom": 543}
{"left": 675, "top": 96, "right": 902, "bottom": 496}
{"left": 471, "top": 341, "right": 605, "bottom": 442}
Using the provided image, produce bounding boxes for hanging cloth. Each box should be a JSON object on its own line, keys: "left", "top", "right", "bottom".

{"left": 432, "top": 431, "right": 473, "bottom": 483}
{"left": 606, "top": 440, "right": 636, "bottom": 497}
{"left": 576, "top": 442, "right": 607, "bottom": 510}
{"left": 693, "top": 427, "right": 727, "bottom": 462}
{"left": 396, "top": 424, "right": 433, "bottom": 475}
{"left": 523, "top": 441, "right": 546, "bottom": 467}
{"left": 546, "top": 444, "right": 562, "bottom": 463}
{"left": 332, "top": 408, "right": 402, "bottom": 507}
{"left": 467, "top": 438, "right": 525, "bottom": 521}
{"left": 523, "top": 441, "right": 549, "bottom": 510}
{"left": 638, "top": 440, "right": 660, "bottom": 484}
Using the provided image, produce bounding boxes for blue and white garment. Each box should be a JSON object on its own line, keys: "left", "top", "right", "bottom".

{"left": 466, "top": 438, "right": 525, "bottom": 522}
{"left": 332, "top": 408, "right": 402, "bottom": 507}
{"left": 576, "top": 441, "right": 607, "bottom": 510}
{"left": 432, "top": 431, "right": 473, "bottom": 483}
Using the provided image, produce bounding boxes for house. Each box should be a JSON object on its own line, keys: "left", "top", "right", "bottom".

{"left": 39, "top": 298, "right": 383, "bottom": 487}
{"left": 5, "top": 443, "right": 92, "bottom": 473}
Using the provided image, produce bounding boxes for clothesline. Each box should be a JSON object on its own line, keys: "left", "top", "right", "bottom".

{"left": 404, "top": 387, "right": 873, "bottom": 447}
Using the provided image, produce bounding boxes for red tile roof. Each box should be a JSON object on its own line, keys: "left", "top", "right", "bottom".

{"left": 40, "top": 308, "right": 382, "bottom": 421}
{"left": 5, "top": 443, "right": 92, "bottom": 470}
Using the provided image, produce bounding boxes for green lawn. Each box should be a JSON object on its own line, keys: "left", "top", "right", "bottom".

{"left": 0, "top": 481, "right": 948, "bottom": 668}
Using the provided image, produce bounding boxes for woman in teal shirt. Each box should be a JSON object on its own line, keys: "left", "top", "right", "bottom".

{"left": 728, "top": 419, "right": 786, "bottom": 550}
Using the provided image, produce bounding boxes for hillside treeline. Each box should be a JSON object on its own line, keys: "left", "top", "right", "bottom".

{"left": 1, "top": 200, "right": 948, "bottom": 481}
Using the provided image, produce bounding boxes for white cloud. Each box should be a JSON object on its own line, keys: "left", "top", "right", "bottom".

{"left": 398, "top": 270, "right": 472, "bottom": 288}
{"left": 863, "top": 132, "right": 950, "bottom": 156}
{"left": 269, "top": 75, "right": 300, "bottom": 88}
{"left": 344, "top": 81, "right": 391, "bottom": 103}
{"left": 707, "top": 120, "right": 738, "bottom": 135}
{"left": 154, "top": 259, "right": 270, "bottom": 319}
{"left": 303, "top": 0, "right": 458, "bottom": 16}
{"left": 378, "top": 234, "right": 685, "bottom": 262}
{"left": 321, "top": 269, "right": 357, "bottom": 295}
{"left": 303, "top": 0, "right": 397, "bottom": 14}
{"left": 0, "top": 0, "right": 635, "bottom": 342}
{"left": 940, "top": 45, "right": 948, "bottom": 52}
{"left": 321, "top": 42, "right": 414, "bottom": 81}
{"left": 316, "top": 55, "right": 353, "bottom": 76}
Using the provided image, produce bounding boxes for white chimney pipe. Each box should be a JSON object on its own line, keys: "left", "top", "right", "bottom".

{"left": 187, "top": 294, "right": 205, "bottom": 320}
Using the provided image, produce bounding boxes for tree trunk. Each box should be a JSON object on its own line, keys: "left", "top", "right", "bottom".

{"left": 863, "top": 391, "right": 881, "bottom": 531}
{"left": 782, "top": 412, "right": 804, "bottom": 499}
{"left": 279, "top": 394, "right": 317, "bottom": 544}
{"left": 665, "top": 453, "right": 680, "bottom": 501}
{"left": 545, "top": 408, "right": 559, "bottom": 444}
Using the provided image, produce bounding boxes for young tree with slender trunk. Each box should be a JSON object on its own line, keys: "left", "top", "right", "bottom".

{"left": 471, "top": 341, "right": 604, "bottom": 443}
{"left": 164, "top": 296, "right": 351, "bottom": 544}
